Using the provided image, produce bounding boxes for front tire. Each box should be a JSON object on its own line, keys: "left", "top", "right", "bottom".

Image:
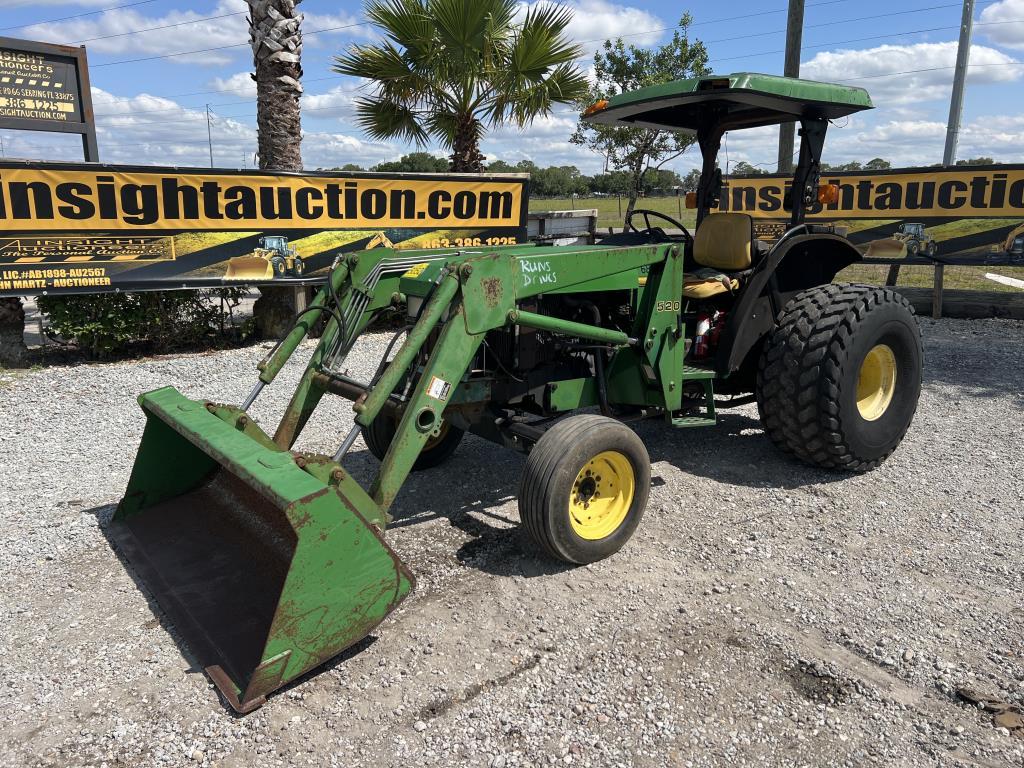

{"left": 756, "top": 284, "right": 922, "bottom": 471}
{"left": 519, "top": 415, "right": 650, "bottom": 564}
{"left": 362, "top": 410, "right": 464, "bottom": 471}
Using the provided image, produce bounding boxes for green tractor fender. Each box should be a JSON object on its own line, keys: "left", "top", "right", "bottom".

{"left": 714, "top": 233, "right": 861, "bottom": 377}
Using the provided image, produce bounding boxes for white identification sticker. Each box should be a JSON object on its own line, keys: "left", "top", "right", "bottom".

{"left": 426, "top": 375, "right": 452, "bottom": 402}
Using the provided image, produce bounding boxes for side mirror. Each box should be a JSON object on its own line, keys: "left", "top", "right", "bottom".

{"left": 684, "top": 192, "right": 698, "bottom": 209}
{"left": 817, "top": 183, "right": 840, "bottom": 205}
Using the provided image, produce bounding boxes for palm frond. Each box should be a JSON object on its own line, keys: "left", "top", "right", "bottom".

{"left": 365, "top": 0, "right": 435, "bottom": 59}
{"left": 353, "top": 96, "right": 430, "bottom": 145}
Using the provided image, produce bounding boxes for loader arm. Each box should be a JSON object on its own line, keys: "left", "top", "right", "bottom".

{"left": 112, "top": 241, "right": 680, "bottom": 712}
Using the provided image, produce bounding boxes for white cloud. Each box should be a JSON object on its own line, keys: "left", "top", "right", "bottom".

{"left": 802, "top": 41, "right": 1023, "bottom": 105}
{"left": 518, "top": 1, "right": 666, "bottom": 57}
{"left": 0, "top": 85, "right": 402, "bottom": 170}
{"left": 304, "top": 85, "right": 358, "bottom": 112}
{"left": 980, "top": 0, "right": 1024, "bottom": 50}
{"left": 6, "top": 0, "right": 113, "bottom": 6}
{"left": 209, "top": 72, "right": 257, "bottom": 99}
{"left": 21, "top": 1, "right": 247, "bottom": 66}
{"left": 19, "top": 2, "right": 368, "bottom": 67}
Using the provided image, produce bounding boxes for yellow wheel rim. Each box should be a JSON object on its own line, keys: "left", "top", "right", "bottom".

{"left": 425, "top": 420, "right": 450, "bottom": 451}
{"left": 856, "top": 343, "right": 897, "bottom": 421}
{"left": 569, "top": 451, "right": 635, "bottom": 540}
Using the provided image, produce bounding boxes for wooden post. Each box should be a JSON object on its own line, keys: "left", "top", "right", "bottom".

{"left": 932, "top": 264, "right": 945, "bottom": 319}
{"left": 885, "top": 263, "right": 901, "bottom": 286}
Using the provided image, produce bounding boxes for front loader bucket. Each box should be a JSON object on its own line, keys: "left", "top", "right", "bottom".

{"left": 865, "top": 238, "right": 907, "bottom": 258}
{"left": 110, "top": 387, "right": 413, "bottom": 713}
{"left": 224, "top": 256, "right": 274, "bottom": 280}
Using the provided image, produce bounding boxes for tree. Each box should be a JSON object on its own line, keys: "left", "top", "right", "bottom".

{"left": 335, "top": 0, "right": 588, "bottom": 172}
{"left": 486, "top": 159, "right": 519, "bottom": 173}
{"left": 571, "top": 16, "right": 709, "bottom": 217}
{"left": 372, "top": 152, "right": 449, "bottom": 173}
{"left": 729, "top": 161, "right": 768, "bottom": 177}
{"left": 248, "top": 0, "right": 306, "bottom": 339}
{"left": 339, "top": 163, "right": 364, "bottom": 171}
{"left": 864, "top": 157, "right": 891, "bottom": 170}
{"left": 247, "top": 0, "right": 304, "bottom": 171}
{"left": 956, "top": 156, "right": 996, "bottom": 166}
{"left": 681, "top": 168, "right": 701, "bottom": 193}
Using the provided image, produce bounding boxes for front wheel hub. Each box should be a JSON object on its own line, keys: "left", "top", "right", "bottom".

{"left": 569, "top": 451, "right": 634, "bottom": 540}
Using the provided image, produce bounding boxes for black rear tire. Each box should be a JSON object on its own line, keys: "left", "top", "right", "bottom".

{"left": 519, "top": 415, "right": 650, "bottom": 564}
{"left": 756, "top": 284, "right": 922, "bottom": 471}
{"left": 362, "top": 410, "right": 464, "bottom": 471}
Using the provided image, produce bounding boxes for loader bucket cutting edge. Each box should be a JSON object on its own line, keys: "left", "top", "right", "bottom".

{"left": 224, "top": 256, "right": 274, "bottom": 281}
{"left": 110, "top": 386, "right": 414, "bottom": 713}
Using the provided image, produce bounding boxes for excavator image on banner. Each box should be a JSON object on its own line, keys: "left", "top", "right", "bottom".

{"left": 224, "top": 232, "right": 396, "bottom": 280}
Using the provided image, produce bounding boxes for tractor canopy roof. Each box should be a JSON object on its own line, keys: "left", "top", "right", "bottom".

{"left": 582, "top": 72, "right": 872, "bottom": 133}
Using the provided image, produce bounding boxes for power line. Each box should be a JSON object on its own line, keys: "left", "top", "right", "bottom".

{"left": 69, "top": 11, "right": 247, "bottom": 44}
{"left": 706, "top": 17, "right": 1024, "bottom": 66}
{"left": 835, "top": 61, "right": 1024, "bottom": 82}
{"left": 90, "top": 20, "right": 369, "bottom": 68}
{"left": 573, "top": 0, "right": 855, "bottom": 45}
{"left": 0, "top": 0, "right": 157, "bottom": 31}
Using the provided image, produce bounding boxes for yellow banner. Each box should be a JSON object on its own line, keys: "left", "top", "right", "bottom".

{"left": 720, "top": 167, "right": 1024, "bottom": 219}
{"left": 0, "top": 166, "right": 526, "bottom": 232}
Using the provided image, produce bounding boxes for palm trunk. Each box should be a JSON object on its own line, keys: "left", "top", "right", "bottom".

{"left": 248, "top": 0, "right": 304, "bottom": 172}
{"left": 248, "top": 0, "right": 305, "bottom": 338}
{"left": 450, "top": 115, "right": 485, "bottom": 173}
{"left": 0, "top": 297, "right": 27, "bottom": 367}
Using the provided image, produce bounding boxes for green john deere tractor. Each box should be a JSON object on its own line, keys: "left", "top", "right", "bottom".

{"left": 109, "top": 73, "right": 922, "bottom": 712}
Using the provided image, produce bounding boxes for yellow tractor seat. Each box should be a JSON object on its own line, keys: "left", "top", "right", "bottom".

{"left": 683, "top": 213, "right": 757, "bottom": 299}
{"left": 693, "top": 212, "right": 754, "bottom": 271}
{"left": 683, "top": 268, "right": 739, "bottom": 299}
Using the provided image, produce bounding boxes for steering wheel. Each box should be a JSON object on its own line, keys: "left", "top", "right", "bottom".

{"left": 625, "top": 208, "right": 692, "bottom": 243}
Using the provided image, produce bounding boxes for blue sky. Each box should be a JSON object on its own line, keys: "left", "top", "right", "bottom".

{"left": 1, "top": 0, "right": 1022, "bottom": 173}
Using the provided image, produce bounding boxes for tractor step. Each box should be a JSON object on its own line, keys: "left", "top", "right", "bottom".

{"left": 671, "top": 414, "right": 718, "bottom": 428}
{"left": 673, "top": 365, "right": 717, "bottom": 427}
{"left": 681, "top": 364, "right": 715, "bottom": 380}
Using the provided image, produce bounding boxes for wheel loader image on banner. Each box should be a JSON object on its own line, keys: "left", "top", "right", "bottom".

{"left": 225, "top": 232, "right": 396, "bottom": 281}
{"left": 109, "top": 73, "right": 924, "bottom": 713}
{"left": 865, "top": 222, "right": 938, "bottom": 258}
{"left": 994, "top": 223, "right": 1024, "bottom": 261}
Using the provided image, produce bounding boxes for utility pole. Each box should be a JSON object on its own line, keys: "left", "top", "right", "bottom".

{"left": 206, "top": 104, "right": 214, "bottom": 168}
{"left": 777, "top": 0, "right": 805, "bottom": 174}
{"left": 943, "top": 0, "right": 975, "bottom": 166}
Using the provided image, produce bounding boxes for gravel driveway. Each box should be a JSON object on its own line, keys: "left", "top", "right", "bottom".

{"left": 1, "top": 317, "right": 1022, "bottom": 768}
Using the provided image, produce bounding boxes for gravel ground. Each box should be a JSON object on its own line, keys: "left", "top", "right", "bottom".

{"left": 1, "top": 317, "right": 1023, "bottom": 768}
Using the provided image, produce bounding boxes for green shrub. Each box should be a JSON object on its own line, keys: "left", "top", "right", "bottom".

{"left": 38, "top": 288, "right": 253, "bottom": 358}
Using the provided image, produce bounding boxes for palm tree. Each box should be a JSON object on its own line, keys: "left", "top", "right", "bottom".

{"left": 247, "top": 0, "right": 304, "bottom": 338}
{"left": 335, "top": 0, "right": 588, "bottom": 172}
{"left": 247, "top": 0, "right": 304, "bottom": 171}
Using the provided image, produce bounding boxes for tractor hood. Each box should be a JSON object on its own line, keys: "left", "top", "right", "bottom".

{"left": 582, "top": 72, "right": 873, "bottom": 133}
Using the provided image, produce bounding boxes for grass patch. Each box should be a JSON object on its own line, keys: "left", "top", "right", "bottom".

{"left": 530, "top": 196, "right": 696, "bottom": 231}
{"left": 839, "top": 263, "right": 1024, "bottom": 292}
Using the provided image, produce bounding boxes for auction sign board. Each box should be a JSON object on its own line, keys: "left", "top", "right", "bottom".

{"left": 0, "top": 37, "right": 98, "bottom": 161}
{"left": 719, "top": 164, "right": 1024, "bottom": 264}
{"left": 0, "top": 162, "right": 528, "bottom": 296}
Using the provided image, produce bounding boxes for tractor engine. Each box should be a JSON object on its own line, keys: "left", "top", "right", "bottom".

{"left": 479, "top": 292, "right": 634, "bottom": 413}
